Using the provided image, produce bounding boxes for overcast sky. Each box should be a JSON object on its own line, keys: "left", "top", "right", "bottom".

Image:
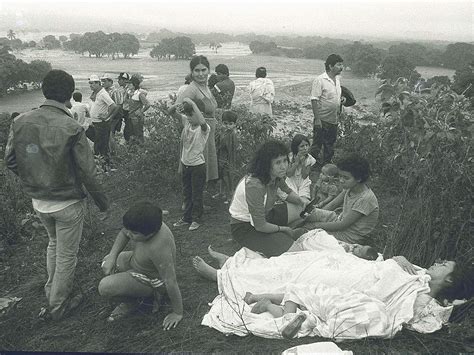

{"left": 0, "top": 0, "right": 472, "bottom": 41}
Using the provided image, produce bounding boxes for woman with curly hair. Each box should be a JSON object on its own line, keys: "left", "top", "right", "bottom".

{"left": 228, "top": 139, "right": 307, "bottom": 257}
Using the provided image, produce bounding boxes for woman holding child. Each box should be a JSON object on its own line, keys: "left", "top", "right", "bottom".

{"left": 177, "top": 55, "right": 219, "bottom": 182}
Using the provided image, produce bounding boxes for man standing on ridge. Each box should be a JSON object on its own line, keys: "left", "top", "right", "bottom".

{"left": 5, "top": 69, "right": 109, "bottom": 320}
{"left": 309, "top": 54, "right": 344, "bottom": 166}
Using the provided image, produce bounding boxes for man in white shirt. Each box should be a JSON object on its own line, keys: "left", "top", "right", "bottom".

{"left": 309, "top": 54, "right": 344, "bottom": 165}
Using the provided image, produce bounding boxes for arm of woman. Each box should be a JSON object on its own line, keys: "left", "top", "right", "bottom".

{"left": 285, "top": 190, "right": 306, "bottom": 208}
{"left": 323, "top": 190, "right": 345, "bottom": 211}
{"left": 310, "top": 210, "right": 363, "bottom": 232}
{"left": 139, "top": 92, "right": 150, "bottom": 113}
{"left": 286, "top": 159, "right": 300, "bottom": 177}
{"left": 183, "top": 98, "right": 207, "bottom": 131}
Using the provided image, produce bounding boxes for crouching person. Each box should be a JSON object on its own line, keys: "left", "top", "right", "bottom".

{"left": 98, "top": 201, "right": 183, "bottom": 330}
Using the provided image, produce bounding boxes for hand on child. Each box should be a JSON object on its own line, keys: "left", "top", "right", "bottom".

{"left": 163, "top": 312, "right": 183, "bottom": 330}
{"left": 101, "top": 255, "right": 116, "bottom": 275}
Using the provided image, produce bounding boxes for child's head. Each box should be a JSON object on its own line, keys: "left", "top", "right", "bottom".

{"left": 290, "top": 134, "right": 310, "bottom": 156}
{"left": 336, "top": 154, "right": 371, "bottom": 189}
{"left": 222, "top": 110, "right": 237, "bottom": 130}
{"left": 352, "top": 244, "right": 378, "bottom": 260}
{"left": 72, "top": 92, "right": 82, "bottom": 103}
{"left": 122, "top": 201, "right": 163, "bottom": 240}
{"left": 321, "top": 163, "right": 338, "bottom": 180}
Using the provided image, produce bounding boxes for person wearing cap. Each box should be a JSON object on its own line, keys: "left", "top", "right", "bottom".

{"left": 249, "top": 67, "right": 275, "bottom": 117}
{"left": 309, "top": 54, "right": 344, "bottom": 166}
{"left": 117, "top": 73, "right": 132, "bottom": 142}
{"left": 212, "top": 64, "right": 235, "bottom": 109}
{"left": 5, "top": 69, "right": 109, "bottom": 320}
{"left": 88, "top": 74, "right": 119, "bottom": 170}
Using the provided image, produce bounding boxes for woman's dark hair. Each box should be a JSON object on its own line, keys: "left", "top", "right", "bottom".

{"left": 130, "top": 76, "right": 141, "bottom": 90}
{"left": 190, "top": 55, "right": 210, "bottom": 71}
{"left": 336, "top": 154, "right": 371, "bottom": 183}
{"left": 123, "top": 201, "right": 163, "bottom": 236}
{"left": 256, "top": 67, "right": 267, "bottom": 78}
{"left": 42, "top": 69, "right": 75, "bottom": 103}
{"left": 438, "top": 262, "right": 474, "bottom": 302}
{"left": 248, "top": 139, "right": 289, "bottom": 185}
{"left": 325, "top": 54, "right": 344, "bottom": 71}
{"left": 290, "top": 134, "right": 310, "bottom": 156}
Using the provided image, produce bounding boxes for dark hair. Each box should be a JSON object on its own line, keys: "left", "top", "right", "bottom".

{"left": 256, "top": 67, "right": 267, "bottom": 78}
{"left": 182, "top": 99, "right": 206, "bottom": 116}
{"left": 72, "top": 92, "right": 82, "bottom": 102}
{"left": 122, "top": 201, "right": 163, "bottom": 236}
{"left": 290, "top": 134, "right": 310, "bottom": 156}
{"left": 363, "top": 247, "right": 379, "bottom": 261}
{"left": 11, "top": 112, "right": 20, "bottom": 119}
{"left": 438, "top": 262, "right": 474, "bottom": 301}
{"left": 184, "top": 73, "right": 192, "bottom": 85}
{"left": 325, "top": 54, "right": 344, "bottom": 71}
{"left": 42, "top": 69, "right": 75, "bottom": 103}
{"left": 248, "top": 139, "right": 289, "bottom": 185}
{"left": 215, "top": 64, "right": 229, "bottom": 76}
{"left": 337, "top": 154, "right": 371, "bottom": 183}
{"left": 190, "top": 55, "right": 210, "bottom": 71}
{"left": 208, "top": 73, "right": 219, "bottom": 88}
{"left": 222, "top": 110, "right": 237, "bottom": 123}
{"left": 130, "top": 76, "right": 141, "bottom": 90}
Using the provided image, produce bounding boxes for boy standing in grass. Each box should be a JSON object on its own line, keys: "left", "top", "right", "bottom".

{"left": 99, "top": 201, "right": 183, "bottom": 329}
{"left": 169, "top": 98, "right": 210, "bottom": 231}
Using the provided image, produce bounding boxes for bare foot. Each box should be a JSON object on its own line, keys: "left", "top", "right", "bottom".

{"left": 251, "top": 299, "right": 271, "bottom": 314}
{"left": 243, "top": 292, "right": 255, "bottom": 305}
{"left": 208, "top": 245, "right": 229, "bottom": 268}
{"left": 192, "top": 256, "right": 218, "bottom": 282}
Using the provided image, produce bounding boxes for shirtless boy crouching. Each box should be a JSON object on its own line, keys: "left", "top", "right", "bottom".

{"left": 98, "top": 201, "right": 183, "bottom": 330}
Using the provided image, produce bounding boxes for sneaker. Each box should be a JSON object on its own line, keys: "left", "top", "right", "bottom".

{"left": 189, "top": 221, "right": 200, "bottom": 231}
{"left": 173, "top": 218, "right": 190, "bottom": 227}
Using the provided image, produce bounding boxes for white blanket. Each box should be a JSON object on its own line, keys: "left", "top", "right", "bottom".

{"left": 201, "top": 230, "right": 442, "bottom": 340}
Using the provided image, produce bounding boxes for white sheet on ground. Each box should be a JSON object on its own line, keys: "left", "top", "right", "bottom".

{"left": 201, "top": 230, "right": 451, "bottom": 339}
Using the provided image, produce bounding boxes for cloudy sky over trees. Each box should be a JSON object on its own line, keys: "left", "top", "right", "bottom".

{"left": 0, "top": 0, "right": 472, "bottom": 41}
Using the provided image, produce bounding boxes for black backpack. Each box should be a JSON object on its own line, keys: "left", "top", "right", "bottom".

{"left": 341, "top": 86, "right": 356, "bottom": 107}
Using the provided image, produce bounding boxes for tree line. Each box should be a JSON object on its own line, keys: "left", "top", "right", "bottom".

{"left": 0, "top": 46, "right": 52, "bottom": 95}
{"left": 149, "top": 36, "right": 195, "bottom": 60}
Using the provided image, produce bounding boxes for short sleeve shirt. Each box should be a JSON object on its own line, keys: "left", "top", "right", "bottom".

{"left": 90, "top": 88, "right": 114, "bottom": 122}
{"left": 333, "top": 186, "right": 379, "bottom": 244}
{"left": 310, "top": 72, "right": 342, "bottom": 124}
{"left": 180, "top": 120, "right": 210, "bottom": 166}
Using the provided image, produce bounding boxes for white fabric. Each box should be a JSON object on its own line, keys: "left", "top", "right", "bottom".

{"left": 32, "top": 198, "right": 81, "bottom": 214}
{"left": 70, "top": 102, "right": 90, "bottom": 129}
{"left": 279, "top": 154, "right": 316, "bottom": 201}
{"left": 249, "top": 78, "right": 275, "bottom": 116}
{"left": 201, "top": 231, "right": 451, "bottom": 340}
{"left": 283, "top": 342, "right": 352, "bottom": 355}
{"left": 90, "top": 88, "right": 114, "bottom": 123}
{"left": 180, "top": 121, "right": 210, "bottom": 166}
{"left": 228, "top": 176, "right": 267, "bottom": 226}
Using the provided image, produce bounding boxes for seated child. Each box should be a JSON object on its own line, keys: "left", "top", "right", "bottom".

{"left": 304, "top": 154, "right": 379, "bottom": 245}
{"left": 169, "top": 98, "right": 210, "bottom": 231}
{"left": 311, "top": 163, "right": 341, "bottom": 208}
{"left": 278, "top": 134, "right": 315, "bottom": 204}
{"left": 98, "top": 201, "right": 183, "bottom": 330}
{"left": 214, "top": 110, "right": 239, "bottom": 204}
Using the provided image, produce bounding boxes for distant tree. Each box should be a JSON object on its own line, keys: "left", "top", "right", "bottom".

{"left": 249, "top": 41, "right": 277, "bottom": 54}
{"left": 388, "top": 42, "right": 442, "bottom": 67}
{"left": 303, "top": 42, "right": 344, "bottom": 60}
{"left": 8, "top": 39, "right": 23, "bottom": 51}
{"left": 58, "top": 35, "right": 68, "bottom": 43}
{"left": 42, "top": 35, "right": 61, "bottom": 50}
{"left": 81, "top": 31, "right": 109, "bottom": 57}
{"left": 453, "top": 64, "right": 474, "bottom": 99}
{"left": 6, "top": 30, "right": 15, "bottom": 41}
{"left": 378, "top": 55, "right": 421, "bottom": 85}
{"left": 426, "top": 76, "right": 451, "bottom": 88}
{"left": 150, "top": 36, "right": 194, "bottom": 60}
{"left": 28, "top": 40, "right": 37, "bottom": 48}
{"left": 117, "top": 33, "right": 140, "bottom": 58}
{"left": 441, "top": 42, "right": 474, "bottom": 70}
{"left": 27, "top": 60, "right": 52, "bottom": 84}
{"left": 105, "top": 32, "right": 122, "bottom": 59}
{"left": 343, "top": 41, "right": 385, "bottom": 77}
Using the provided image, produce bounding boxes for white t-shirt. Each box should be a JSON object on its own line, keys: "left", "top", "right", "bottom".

{"left": 90, "top": 88, "right": 114, "bottom": 123}
{"left": 180, "top": 120, "right": 210, "bottom": 166}
{"left": 71, "top": 102, "right": 90, "bottom": 128}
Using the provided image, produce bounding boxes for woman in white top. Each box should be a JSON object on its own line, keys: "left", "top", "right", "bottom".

{"left": 249, "top": 67, "right": 275, "bottom": 117}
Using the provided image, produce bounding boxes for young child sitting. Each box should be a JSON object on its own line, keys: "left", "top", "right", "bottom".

{"left": 312, "top": 163, "right": 341, "bottom": 208}
{"left": 169, "top": 98, "right": 210, "bottom": 231}
{"left": 98, "top": 201, "right": 183, "bottom": 330}
{"left": 278, "top": 134, "right": 315, "bottom": 204}
{"left": 304, "top": 154, "right": 379, "bottom": 245}
{"left": 214, "top": 110, "right": 239, "bottom": 204}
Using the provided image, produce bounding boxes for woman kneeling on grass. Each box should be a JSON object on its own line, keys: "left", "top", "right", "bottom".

{"left": 98, "top": 201, "right": 183, "bottom": 330}
{"left": 228, "top": 139, "right": 308, "bottom": 257}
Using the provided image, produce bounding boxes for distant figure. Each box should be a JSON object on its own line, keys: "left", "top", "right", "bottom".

{"left": 309, "top": 54, "right": 344, "bottom": 165}
{"left": 101, "top": 73, "right": 124, "bottom": 135}
{"left": 212, "top": 64, "right": 235, "bottom": 109}
{"left": 249, "top": 67, "right": 275, "bottom": 117}
{"left": 70, "top": 92, "right": 91, "bottom": 129}
{"left": 126, "top": 76, "right": 150, "bottom": 144}
{"left": 5, "top": 69, "right": 108, "bottom": 320}
{"left": 117, "top": 72, "right": 132, "bottom": 141}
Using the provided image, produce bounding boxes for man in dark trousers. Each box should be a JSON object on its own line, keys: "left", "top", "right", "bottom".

{"left": 5, "top": 69, "right": 109, "bottom": 320}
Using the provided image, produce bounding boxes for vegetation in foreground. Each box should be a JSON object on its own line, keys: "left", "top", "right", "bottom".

{"left": 0, "top": 79, "right": 472, "bottom": 352}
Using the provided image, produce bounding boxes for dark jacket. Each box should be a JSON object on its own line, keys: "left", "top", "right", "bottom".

{"left": 4, "top": 100, "right": 108, "bottom": 211}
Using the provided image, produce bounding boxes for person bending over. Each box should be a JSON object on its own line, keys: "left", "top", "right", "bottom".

{"left": 99, "top": 201, "right": 183, "bottom": 330}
